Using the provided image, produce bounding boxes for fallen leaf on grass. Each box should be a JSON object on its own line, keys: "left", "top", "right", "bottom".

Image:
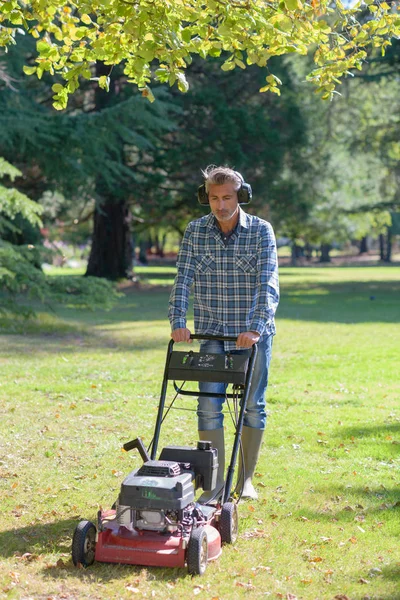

{"left": 359, "top": 578, "right": 369, "bottom": 584}
{"left": 17, "top": 553, "right": 39, "bottom": 562}
{"left": 357, "top": 525, "right": 366, "bottom": 533}
{"left": 300, "top": 579, "right": 312, "bottom": 584}
{"left": 309, "top": 557, "right": 323, "bottom": 563}
{"left": 193, "top": 586, "right": 204, "bottom": 595}
{"left": 242, "top": 529, "right": 269, "bottom": 539}
{"left": 349, "top": 536, "right": 357, "bottom": 544}
{"left": 334, "top": 595, "right": 350, "bottom": 600}
{"left": 235, "top": 581, "right": 255, "bottom": 589}
{"left": 251, "top": 565, "right": 272, "bottom": 573}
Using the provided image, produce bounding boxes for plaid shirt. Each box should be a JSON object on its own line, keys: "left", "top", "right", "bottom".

{"left": 168, "top": 208, "right": 280, "bottom": 350}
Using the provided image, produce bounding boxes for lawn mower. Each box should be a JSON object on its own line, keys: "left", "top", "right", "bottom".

{"left": 71, "top": 334, "right": 258, "bottom": 575}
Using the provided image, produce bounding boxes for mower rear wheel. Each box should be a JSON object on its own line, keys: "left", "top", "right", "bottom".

{"left": 187, "top": 526, "right": 208, "bottom": 576}
{"left": 220, "top": 501, "right": 238, "bottom": 544}
{"left": 72, "top": 520, "right": 97, "bottom": 567}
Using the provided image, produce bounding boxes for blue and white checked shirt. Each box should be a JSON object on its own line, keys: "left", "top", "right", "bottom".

{"left": 168, "top": 208, "right": 280, "bottom": 351}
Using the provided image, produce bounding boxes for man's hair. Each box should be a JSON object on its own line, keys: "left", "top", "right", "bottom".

{"left": 202, "top": 165, "right": 243, "bottom": 193}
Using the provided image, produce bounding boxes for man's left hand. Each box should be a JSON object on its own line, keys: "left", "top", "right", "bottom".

{"left": 236, "top": 331, "right": 260, "bottom": 349}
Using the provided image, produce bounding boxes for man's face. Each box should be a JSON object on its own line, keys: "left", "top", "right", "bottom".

{"left": 208, "top": 182, "right": 239, "bottom": 224}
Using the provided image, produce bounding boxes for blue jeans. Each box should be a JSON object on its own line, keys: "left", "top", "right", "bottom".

{"left": 197, "top": 335, "right": 273, "bottom": 431}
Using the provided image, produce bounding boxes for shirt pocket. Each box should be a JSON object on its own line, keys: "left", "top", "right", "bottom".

{"left": 195, "top": 255, "right": 216, "bottom": 273}
{"left": 235, "top": 253, "right": 257, "bottom": 273}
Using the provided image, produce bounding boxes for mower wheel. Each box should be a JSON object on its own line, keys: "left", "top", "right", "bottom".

{"left": 220, "top": 501, "right": 238, "bottom": 544}
{"left": 72, "top": 520, "right": 97, "bottom": 567}
{"left": 187, "top": 526, "right": 208, "bottom": 576}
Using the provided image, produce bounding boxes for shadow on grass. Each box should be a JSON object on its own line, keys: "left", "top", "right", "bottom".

{"left": 1, "top": 277, "right": 400, "bottom": 345}
{"left": 0, "top": 518, "right": 198, "bottom": 583}
{"left": 278, "top": 280, "right": 400, "bottom": 324}
{"left": 1, "top": 332, "right": 169, "bottom": 354}
{"left": 334, "top": 422, "right": 400, "bottom": 456}
{"left": 292, "top": 483, "right": 400, "bottom": 524}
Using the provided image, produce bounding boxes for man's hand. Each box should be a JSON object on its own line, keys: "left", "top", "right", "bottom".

{"left": 171, "top": 328, "right": 192, "bottom": 343}
{"left": 236, "top": 331, "right": 260, "bottom": 349}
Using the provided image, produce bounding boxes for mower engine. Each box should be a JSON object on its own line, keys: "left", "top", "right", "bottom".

{"left": 116, "top": 442, "right": 218, "bottom": 533}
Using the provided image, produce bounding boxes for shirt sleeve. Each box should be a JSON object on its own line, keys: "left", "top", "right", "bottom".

{"left": 168, "top": 224, "right": 196, "bottom": 331}
{"left": 249, "top": 223, "right": 280, "bottom": 336}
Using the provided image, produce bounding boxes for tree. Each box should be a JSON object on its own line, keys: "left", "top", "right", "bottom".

{"left": 1, "top": 1, "right": 400, "bottom": 108}
{"left": 123, "top": 52, "right": 312, "bottom": 262}
{"left": 0, "top": 157, "right": 118, "bottom": 316}
{"left": 0, "top": 35, "right": 178, "bottom": 279}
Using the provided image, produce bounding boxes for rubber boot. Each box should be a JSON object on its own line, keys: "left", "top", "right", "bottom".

{"left": 237, "top": 426, "right": 264, "bottom": 500}
{"left": 197, "top": 429, "right": 225, "bottom": 503}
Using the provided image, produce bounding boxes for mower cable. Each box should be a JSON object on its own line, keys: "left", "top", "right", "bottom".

{"left": 147, "top": 383, "right": 187, "bottom": 456}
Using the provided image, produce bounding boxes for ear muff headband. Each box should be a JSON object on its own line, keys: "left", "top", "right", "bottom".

{"left": 197, "top": 172, "right": 252, "bottom": 206}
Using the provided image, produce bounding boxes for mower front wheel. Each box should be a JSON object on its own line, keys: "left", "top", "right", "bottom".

{"left": 72, "top": 520, "right": 97, "bottom": 567}
{"left": 220, "top": 501, "right": 238, "bottom": 544}
{"left": 187, "top": 526, "right": 208, "bottom": 576}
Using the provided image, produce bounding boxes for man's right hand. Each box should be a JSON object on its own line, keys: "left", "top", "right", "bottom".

{"left": 171, "top": 328, "right": 192, "bottom": 343}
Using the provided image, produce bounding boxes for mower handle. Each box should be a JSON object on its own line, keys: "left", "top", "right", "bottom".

{"left": 189, "top": 333, "right": 238, "bottom": 342}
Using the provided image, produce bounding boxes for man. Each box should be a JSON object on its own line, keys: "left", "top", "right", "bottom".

{"left": 168, "top": 165, "right": 279, "bottom": 500}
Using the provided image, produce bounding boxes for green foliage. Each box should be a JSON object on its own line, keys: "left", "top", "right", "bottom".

{"left": 1, "top": 1, "right": 400, "bottom": 107}
{"left": 0, "top": 158, "right": 119, "bottom": 316}
{"left": 0, "top": 157, "right": 43, "bottom": 232}
{"left": 134, "top": 55, "right": 309, "bottom": 237}
{"left": 0, "top": 239, "right": 120, "bottom": 317}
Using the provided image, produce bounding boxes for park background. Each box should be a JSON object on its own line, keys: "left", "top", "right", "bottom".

{"left": 1, "top": 2, "right": 400, "bottom": 599}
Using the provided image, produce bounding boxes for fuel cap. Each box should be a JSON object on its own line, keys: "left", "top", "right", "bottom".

{"left": 197, "top": 440, "right": 212, "bottom": 451}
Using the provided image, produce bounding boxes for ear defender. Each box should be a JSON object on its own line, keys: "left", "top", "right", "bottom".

{"left": 197, "top": 171, "right": 252, "bottom": 205}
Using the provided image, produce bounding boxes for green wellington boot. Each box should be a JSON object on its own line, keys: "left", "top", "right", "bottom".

{"left": 197, "top": 428, "right": 225, "bottom": 503}
{"left": 237, "top": 426, "right": 264, "bottom": 500}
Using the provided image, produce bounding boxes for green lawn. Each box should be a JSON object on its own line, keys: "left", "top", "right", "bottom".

{"left": 0, "top": 266, "right": 399, "bottom": 599}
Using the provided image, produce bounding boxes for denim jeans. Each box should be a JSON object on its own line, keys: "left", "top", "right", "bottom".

{"left": 197, "top": 335, "right": 273, "bottom": 431}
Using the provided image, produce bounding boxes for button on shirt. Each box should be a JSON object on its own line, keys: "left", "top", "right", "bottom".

{"left": 168, "top": 208, "right": 280, "bottom": 351}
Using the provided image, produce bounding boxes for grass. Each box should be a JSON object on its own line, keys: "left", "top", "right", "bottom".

{"left": 0, "top": 265, "right": 399, "bottom": 600}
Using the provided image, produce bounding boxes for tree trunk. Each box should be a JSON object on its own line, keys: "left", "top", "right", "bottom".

{"left": 304, "top": 242, "right": 313, "bottom": 261}
{"left": 290, "top": 243, "right": 297, "bottom": 266}
{"left": 379, "top": 233, "right": 385, "bottom": 260}
{"left": 359, "top": 236, "right": 368, "bottom": 254}
{"left": 379, "top": 228, "right": 392, "bottom": 262}
{"left": 86, "top": 199, "right": 133, "bottom": 279}
{"left": 384, "top": 228, "right": 392, "bottom": 262}
{"left": 139, "top": 239, "right": 149, "bottom": 264}
{"left": 85, "top": 61, "right": 133, "bottom": 279}
{"left": 319, "top": 244, "right": 331, "bottom": 263}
